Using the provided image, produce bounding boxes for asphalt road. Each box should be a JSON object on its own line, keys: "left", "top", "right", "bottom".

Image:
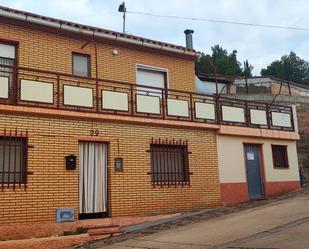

{"left": 85, "top": 190, "right": 309, "bottom": 249}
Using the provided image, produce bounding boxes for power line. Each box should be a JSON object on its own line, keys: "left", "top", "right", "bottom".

{"left": 127, "top": 10, "right": 309, "bottom": 31}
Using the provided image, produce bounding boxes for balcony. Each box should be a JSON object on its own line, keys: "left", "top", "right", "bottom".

{"left": 0, "top": 64, "right": 294, "bottom": 131}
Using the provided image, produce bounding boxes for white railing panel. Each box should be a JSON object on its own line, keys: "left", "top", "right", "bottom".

{"left": 250, "top": 109, "right": 267, "bottom": 125}
{"left": 272, "top": 112, "right": 292, "bottom": 128}
{"left": 102, "top": 90, "right": 128, "bottom": 111}
{"left": 21, "top": 79, "right": 53, "bottom": 103}
{"left": 195, "top": 102, "right": 215, "bottom": 120}
{"left": 136, "top": 94, "right": 160, "bottom": 114}
{"left": 0, "top": 76, "right": 9, "bottom": 99}
{"left": 222, "top": 106, "right": 245, "bottom": 123}
{"left": 64, "top": 85, "right": 93, "bottom": 107}
{"left": 167, "top": 99, "right": 189, "bottom": 117}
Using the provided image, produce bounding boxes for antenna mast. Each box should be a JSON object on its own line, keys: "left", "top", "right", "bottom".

{"left": 118, "top": 2, "right": 126, "bottom": 33}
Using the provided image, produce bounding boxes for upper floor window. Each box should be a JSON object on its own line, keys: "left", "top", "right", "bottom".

{"left": 0, "top": 43, "right": 15, "bottom": 61}
{"left": 272, "top": 145, "right": 289, "bottom": 168}
{"left": 72, "top": 53, "right": 90, "bottom": 77}
{"left": 136, "top": 66, "right": 167, "bottom": 97}
{"left": 0, "top": 43, "right": 16, "bottom": 87}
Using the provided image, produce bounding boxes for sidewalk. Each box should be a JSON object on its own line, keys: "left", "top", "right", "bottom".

{"left": 78, "top": 187, "right": 308, "bottom": 249}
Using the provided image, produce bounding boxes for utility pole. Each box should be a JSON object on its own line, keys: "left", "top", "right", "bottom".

{"left": 118, "top": 2, "right": 126, "bottom": 33}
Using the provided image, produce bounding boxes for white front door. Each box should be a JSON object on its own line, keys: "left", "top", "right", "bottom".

{"left": 79, "top": 141, "right": 108, "bottom": 215}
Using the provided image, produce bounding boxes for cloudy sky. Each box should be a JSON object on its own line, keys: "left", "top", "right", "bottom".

{"left": 1, "top": 0, "right": 309, "bottom": 75}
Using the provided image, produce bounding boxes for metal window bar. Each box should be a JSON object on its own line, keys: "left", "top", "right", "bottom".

{"left": 148, "top": 138, "right": 191, "bottom": 187}
{"left": 0, "top": 128, "right": 28, "bottom": 190}
{"left": 272, "top": 145, "right": 289, "bottom": 168}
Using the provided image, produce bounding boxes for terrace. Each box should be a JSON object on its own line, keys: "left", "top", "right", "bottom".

{"left": 0, "top": 64, "right": 294, "bottom": 131}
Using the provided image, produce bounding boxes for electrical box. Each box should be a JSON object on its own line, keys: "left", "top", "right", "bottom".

{"left": 114, "top": 157, "right": 123, "bottom": 172}
{"left": 65, "top": 155, "right": 76, "bottom": 170}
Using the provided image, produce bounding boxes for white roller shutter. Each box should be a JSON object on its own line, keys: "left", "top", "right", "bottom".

{"left": 0, "top": 44, "right": 15, "bottom": 59}
{"left": 137, "top": 68, "right": 166, "bottom": 97}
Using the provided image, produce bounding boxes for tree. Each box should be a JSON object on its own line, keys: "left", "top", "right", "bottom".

{"left": 195, "top": 45, "right": 253, "bottom": 77}
{"left": 261, "top": 52, "right": 309, "bottom": 84}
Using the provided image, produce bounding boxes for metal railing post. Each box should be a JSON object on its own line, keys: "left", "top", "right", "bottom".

{"left": 57, "top": 74, "right": 60, "bottom": 109}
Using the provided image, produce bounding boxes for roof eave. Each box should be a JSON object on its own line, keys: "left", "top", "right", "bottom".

{"left": 0, "top": 5, "right": 197, "bottom": 58}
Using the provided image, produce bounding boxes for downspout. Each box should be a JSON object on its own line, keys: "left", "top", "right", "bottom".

{"left": 94, "top": 41, "right": 99, "bottom": 112}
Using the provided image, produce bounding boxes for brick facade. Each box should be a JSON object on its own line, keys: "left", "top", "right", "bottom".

{"left": 0, "top": 12, "right": 301, "bottom": 225}
{"left": 0, "top": 113, "right": 221, "bottom": 224}
{"left": 0, "top": 20, "right": 224, "bottom": 224}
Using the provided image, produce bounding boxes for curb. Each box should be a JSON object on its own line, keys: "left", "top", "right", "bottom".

{"left": 121, "top": 208, "right": 220, "bottom": 233}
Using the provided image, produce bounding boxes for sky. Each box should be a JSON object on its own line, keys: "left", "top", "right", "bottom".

{"left": 1, "top": 0, "right": 309, "bottom": 75}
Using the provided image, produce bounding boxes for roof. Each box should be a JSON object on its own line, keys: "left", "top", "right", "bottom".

{"left": 235, "top": 75, "right": 309, "bottom": 90}
{"left": 0, "top": 5, "right": 196, "bottom": 57}
{"left": 196, "top": 73, "right": 234, "bottom": 84}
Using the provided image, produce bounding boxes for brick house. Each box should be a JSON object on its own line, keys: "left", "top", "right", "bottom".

{"left": 0, "top": 6, "right": 301, "bottom": 224}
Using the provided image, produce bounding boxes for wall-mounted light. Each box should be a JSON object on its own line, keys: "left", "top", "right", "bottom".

{"left": 112, "top": 49, "right": 119, "bottom": 56}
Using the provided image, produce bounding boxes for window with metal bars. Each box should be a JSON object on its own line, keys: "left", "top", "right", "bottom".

{"left": 0, "top": 130, "right": 28, "bottom": 190}
{"left": 272, "top": 145, "right": 289, "bottom": 168}
{"left": 148, "top": 139, "right": 190, "bottom": 187}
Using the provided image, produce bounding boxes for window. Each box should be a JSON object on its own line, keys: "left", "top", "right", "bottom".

{"left": 149, "top": 139, "right": 190, "bottom": 186}
{"left": 136, "top": 66, "right": 167, "bottom": 97}
{"left": 0, "top": 43, "right": 16, "bottom": 88}
{"left": 0, "top": 136, "right": 27, "bottom": 187}
{"left": 272, "top": 145, "right": 289, "bottom": 168}
{"left": 72, "top": 53, "right": 90, "bottom": 77}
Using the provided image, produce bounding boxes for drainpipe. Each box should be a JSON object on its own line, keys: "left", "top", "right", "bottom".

{"left": 94, "top": 41, "right": 99, "bottom": 112}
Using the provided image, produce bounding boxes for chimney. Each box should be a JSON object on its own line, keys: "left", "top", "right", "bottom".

{"left": 184, "top": 29, "right": 194, "bottom": 49}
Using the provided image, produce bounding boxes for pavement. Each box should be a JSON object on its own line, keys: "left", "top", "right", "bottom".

{"left": 77, "top": 188, "right": 309, "bottom": 249}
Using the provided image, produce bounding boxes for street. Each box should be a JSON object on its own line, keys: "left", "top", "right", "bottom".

{"left": 86, "top": 190, "right": 309, "bottom": 249}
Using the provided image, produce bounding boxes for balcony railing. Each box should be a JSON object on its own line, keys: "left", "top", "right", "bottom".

{"left": 0, "top": 64, "right": 294, "bottom": 131}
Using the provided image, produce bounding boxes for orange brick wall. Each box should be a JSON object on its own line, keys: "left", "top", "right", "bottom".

{"left": 0, "top": 22, "right": 195, "bottom": 92}
{"left": 0, "top": 113, "right": 221, "bottom": 224}
{"left": 0, "top": 21, "right": 221, "bottom": 224}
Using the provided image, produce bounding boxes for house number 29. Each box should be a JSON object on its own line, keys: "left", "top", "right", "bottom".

{"left": 90, "top": 129, "right": 99, "bottom": 136}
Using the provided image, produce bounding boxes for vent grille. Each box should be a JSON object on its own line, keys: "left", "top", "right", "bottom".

{"left": 56, "top": 208, "right": 75, "bottom": 223}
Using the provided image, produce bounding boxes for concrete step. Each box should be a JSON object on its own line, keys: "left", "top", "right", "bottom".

{"left": 87, "top": 226, "right": 119, "bottom": 236}
{"left": 82, "top": 223, "right": 118, "bottom": 230}
{"left": 89, "top": 234, "right": 112, "bottom": 241}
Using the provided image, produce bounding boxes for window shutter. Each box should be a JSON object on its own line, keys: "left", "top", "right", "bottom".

{"left": 0, "top": 44, "right": 15, "bottom": 59}
{"left": 137, "top": 68, "right": 165, "bottom": 89}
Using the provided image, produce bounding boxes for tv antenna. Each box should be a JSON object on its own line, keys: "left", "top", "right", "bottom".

{"left": 118, "top": 2, "right": 126, "bottom": 33}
